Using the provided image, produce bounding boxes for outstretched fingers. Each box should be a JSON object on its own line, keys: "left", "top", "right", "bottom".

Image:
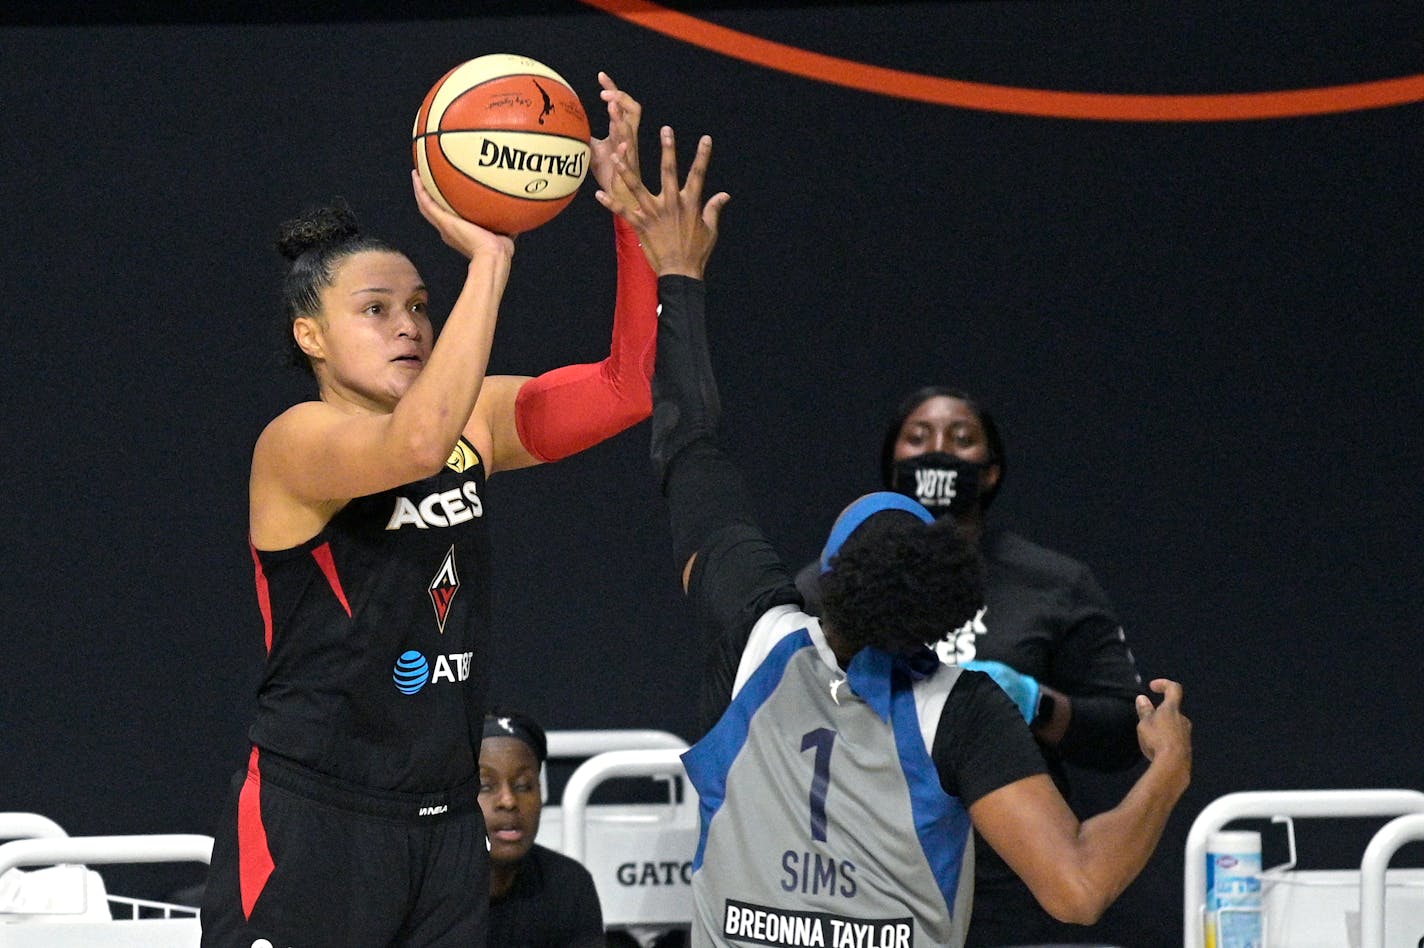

{"left": 598, "top": 73, "right": 643, "bottom": 134}
{"left": 684, "top": 136, "right": 730, "bottom": 233}
{"left": 681, "top": 134, "right": 713, "bottom": 203}
{"left": 703, "top": 191, "right": 731, "bottom": 234}
{"left": 654, "top": 125, "right": 684, "bottom": 200}
{"left": 597, "top": 71, "right": 643, "bottom": 181}
{"left": 595, "top": 149, "right": 656, "bottom": 221}
{"left": 597, "top": 123, "right": 728, "bottom": 278}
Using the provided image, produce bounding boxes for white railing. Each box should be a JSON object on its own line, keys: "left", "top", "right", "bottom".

{"left": 1183, "top": 789, "right": 1424, "bottom": 948}
{"left": 0, "top": 816, "right": 67, "bottom": 843}
{"left": 559, "top": 749, "right": 695, "bottom": 864}
{"left": 1359, "top": 812, "right": 1424, "bottom": 948}
{"left": 0, "top": 834, "right": 213, "bottom": 878}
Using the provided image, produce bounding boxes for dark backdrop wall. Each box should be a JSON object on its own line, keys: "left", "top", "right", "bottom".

{"left": 3, "top": 3, "right": 1421, "bottom": 943}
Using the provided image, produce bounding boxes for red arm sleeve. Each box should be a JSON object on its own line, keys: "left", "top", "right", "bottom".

{"left": 512, "top": 215, "right": 657, "bottom": 463}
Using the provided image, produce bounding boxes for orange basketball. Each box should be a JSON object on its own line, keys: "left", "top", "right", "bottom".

{"left": 413, "top": 54, "right": 591, "bottom": 235}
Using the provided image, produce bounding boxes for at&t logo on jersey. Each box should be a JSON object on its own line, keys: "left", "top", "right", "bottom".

{"left": 385, "top": 481, "right": 483, "bottom": 530}
{"left": 392, "top": 649, "right": 473, "bottom": 695}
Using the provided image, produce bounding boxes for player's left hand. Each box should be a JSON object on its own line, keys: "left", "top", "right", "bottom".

{"left": 1136, "top": 678, "right": 1192, "bottom": 777}
{"left": 596, "top": 125, "right": 730, "bottom": 279}
{"left": 964, "top": 660, "right": 1041, "bottom": 723}
{"left": 590, "top": 72, "right": 642, "bottom": 204}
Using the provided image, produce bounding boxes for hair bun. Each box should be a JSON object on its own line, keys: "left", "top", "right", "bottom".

{"left": 276, "top": 198, "right": 362, "bottom": 261}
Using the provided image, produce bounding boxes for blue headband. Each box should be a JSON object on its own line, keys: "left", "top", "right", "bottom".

{"left": 819, "top": 491, "right": 935, "bottom": 574}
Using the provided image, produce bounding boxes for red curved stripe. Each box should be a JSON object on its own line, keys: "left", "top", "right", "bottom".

{"left": 311, "top": 542, "right": 352, "bottom": 618}
{"left": 577, "top": 0, "right": 1424, "bottom": 121}
{"left": 238, "top": 747, "right": 274, "bottom": 920}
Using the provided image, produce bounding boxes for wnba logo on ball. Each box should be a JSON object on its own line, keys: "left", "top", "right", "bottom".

{"left": 393, "top": 650, "right": 430, "bottom": 694}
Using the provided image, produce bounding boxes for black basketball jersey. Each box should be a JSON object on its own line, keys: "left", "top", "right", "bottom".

{"left": 248, "top": 438, "right": 491, "bottom": 792}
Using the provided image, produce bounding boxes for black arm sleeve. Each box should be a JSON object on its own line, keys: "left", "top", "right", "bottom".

{"left": 933, "top": 670, "right": 1048, "bottom": 805}
{"left": 652, "top": 275, "right": 800, "bottom": 736}
{"left": 1051, "top": 567, "right": 1144, "bottom": 770}
{"left": 686, "top": 518, "right": 800, "bottom": 736}
{"left": 651, "top": 276, "right": 720, "bottom": 500}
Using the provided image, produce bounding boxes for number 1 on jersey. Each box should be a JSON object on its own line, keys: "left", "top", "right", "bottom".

{"left": 800, "top": 728, "right": 836, "bottom": 841}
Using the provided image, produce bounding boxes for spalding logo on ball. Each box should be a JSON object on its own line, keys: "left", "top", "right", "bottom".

{"left": 413, "top": 54, "right": 591, "bottom": 235}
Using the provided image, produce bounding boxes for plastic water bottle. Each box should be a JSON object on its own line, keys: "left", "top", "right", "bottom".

{"left": 1205, "top": 830, "right": 1263, "bottom": 948}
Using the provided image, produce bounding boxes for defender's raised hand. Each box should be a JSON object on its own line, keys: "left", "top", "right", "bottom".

{"left": 596, "top": 125, "right": 730, "bottom": 279}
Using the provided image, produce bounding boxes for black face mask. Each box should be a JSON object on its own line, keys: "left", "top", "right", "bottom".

{"left": 888, "top": 452, "right": 984, "bottom": 518}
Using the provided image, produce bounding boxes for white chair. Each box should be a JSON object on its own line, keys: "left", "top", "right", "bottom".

{"left": 538, "top": 731, "right": 698, "bottom": 945}
{"left": 1359, "top": 813, "right": 1424, "bottom": 948}
{"left": 0, "top": 815, "right": 211, "bottom": 948}
{"left": 0, "top": 817, "right": 66, "bottom": 844}
{"left": 0, "top": 813, "right": 107, "bottom": 927}
{"left": 1183, "top": 789, "right": 1424, "bottom": 948}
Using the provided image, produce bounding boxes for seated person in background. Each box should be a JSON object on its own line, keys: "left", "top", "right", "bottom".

{"left": 481, "top": 711, "right": 605, "bottom": 948}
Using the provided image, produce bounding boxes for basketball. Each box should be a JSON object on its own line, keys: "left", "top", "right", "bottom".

{"left": 413, "top": 54, "right": 591, "bottom": 235}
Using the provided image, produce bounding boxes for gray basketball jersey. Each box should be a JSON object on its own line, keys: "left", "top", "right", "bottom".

{"left": 681, "top": 605, "right": 974, "bottom": 948}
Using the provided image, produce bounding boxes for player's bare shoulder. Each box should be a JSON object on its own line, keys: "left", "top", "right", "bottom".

{"left": 249, "top": 401, "right": 350, "bottom": 547}
{"left": 251, "top": 401, "right": 336, "bottom": 474}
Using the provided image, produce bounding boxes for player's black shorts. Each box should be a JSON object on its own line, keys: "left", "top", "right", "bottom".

{"left": 200, "top": 747, "right": 488, "bottom": 948}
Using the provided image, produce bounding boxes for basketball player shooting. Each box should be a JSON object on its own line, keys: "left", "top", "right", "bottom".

{"left": 199, "top": 74, "right": 663, "bottom": 948}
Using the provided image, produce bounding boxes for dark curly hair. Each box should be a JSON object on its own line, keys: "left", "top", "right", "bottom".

{"left": 275, "top": 198, "right": 400, "bottom": 375}
{"left": 879, "top": 386, "right": 1006, "bottom": 511}
{"left": 820, "top": 512, "right": 982, "bottom": 656}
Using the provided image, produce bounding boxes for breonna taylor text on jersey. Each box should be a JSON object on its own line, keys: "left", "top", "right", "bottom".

{"left": 680, "top": 605, "right": 975, "bottom": 948}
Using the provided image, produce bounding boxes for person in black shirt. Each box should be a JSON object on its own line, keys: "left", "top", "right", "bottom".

{"left": 481, "top": 712, "right": 605, "bottom": 948}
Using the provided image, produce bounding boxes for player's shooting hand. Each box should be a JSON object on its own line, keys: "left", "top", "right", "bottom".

{"left": 411, "top": 170, "right": 516, "bottom": 260}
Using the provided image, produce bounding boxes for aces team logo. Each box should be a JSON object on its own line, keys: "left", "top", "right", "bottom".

{"left": 446, "top": 440, "right": 479, "bottom": 473}
{"left": 429, "top": 546, "right": 460, "bottom": 633}
{"left": 384, "top": 441, "right": 484, "bottom": 531}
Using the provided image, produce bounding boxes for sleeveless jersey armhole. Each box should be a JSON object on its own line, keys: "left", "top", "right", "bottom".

{"left": 731, "top": 604, "right": 819, "bottom": 698}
